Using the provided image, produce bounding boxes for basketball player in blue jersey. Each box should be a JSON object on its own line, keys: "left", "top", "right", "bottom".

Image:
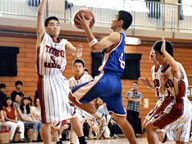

{"left": 36, "top": 0, "right": 87, "bottom": 144}
{"left": 69, "top": 11, "right": 138, "bottom": 144}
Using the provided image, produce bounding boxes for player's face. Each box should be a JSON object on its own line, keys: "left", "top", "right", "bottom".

{"left": 111, "top": 14, "right": 119, "bottom": 31}
{"left": 45, "top": 20, "right": 60, "bottom": 37}
{"left": 73, "top": 62, "right": 84, "bottom": 76}
{"left": 154, "top": 51, "right": 165, "bottom": 65}
{"left": 150, "top": 50, "right": 159, "bottom": 65}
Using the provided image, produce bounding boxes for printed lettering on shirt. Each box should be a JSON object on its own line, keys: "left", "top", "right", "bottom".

{"left": 46, "top": 45, "right": 65, "bottom": 58}
{"left": 119, "top": 52, "right": 125, "bottom": 69}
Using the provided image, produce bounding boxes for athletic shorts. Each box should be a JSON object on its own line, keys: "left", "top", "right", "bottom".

{"left": 71, "top": 72, "right": 126, "bottom": 116}
{"left": 38, "top": 74, "right": 76, "bottom": 123}
{"left": 149, "top": 97, "right": 192, "bottom": 142}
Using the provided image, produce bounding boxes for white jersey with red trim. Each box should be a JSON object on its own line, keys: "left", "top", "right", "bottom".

{"left": 161, "top": 63, "right": 188, "bottom": 99}
{"left": 68, "top": 73, "right": 93, "bottom": 120}
{"left": 36, "top": 33, "right": 76, "bottom": 123}
{"left": 151, "top": 65, "right": 163, "bottom": 100}
{"left": 36, "top": 33, "right": 67, "bottom": 75}
{"left": 68, "top": 73, "right": 92, "bottom": 89}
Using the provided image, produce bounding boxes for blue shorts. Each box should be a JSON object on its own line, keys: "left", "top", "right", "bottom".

{"left": 71, "top": 72, "right": 126, "bottom": 116}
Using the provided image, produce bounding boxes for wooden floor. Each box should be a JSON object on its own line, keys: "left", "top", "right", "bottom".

{"left": 13, "top": 137, "right": 180, "bottom": 144}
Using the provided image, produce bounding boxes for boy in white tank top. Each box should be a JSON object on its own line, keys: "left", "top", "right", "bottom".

{"left": 68, "top": 58, "right": 93, "bottom": 143}
{"left": 36, "top": 0, "right": 86, "bottom": 144}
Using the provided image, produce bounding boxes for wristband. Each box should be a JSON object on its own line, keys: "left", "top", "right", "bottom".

{"left": 89, "top": 38, "right": 98, "bottom": 47}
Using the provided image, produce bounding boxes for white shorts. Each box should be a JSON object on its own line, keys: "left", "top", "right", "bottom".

{"left": 149, "top": 98, "right": 192, "bottom": 142}
{"left": 38, "top": 74, "right": 76, "bottom": 123}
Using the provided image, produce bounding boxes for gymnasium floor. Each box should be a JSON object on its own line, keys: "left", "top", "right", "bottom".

{"left": 13, "top": 137, "right": 179, "bottom": 144}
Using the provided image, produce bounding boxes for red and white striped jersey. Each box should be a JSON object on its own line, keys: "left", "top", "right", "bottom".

{"left": 68, "top": 73, "right": 92, "bottom": 89}
{"left": 36, "top": 33, "right": 67, "bottom": 75}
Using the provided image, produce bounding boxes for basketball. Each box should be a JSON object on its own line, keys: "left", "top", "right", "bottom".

{"left": 74, "top": 9, "right": 95, "bottom": 29}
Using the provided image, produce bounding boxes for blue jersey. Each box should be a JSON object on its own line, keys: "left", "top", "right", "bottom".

{"left": 98, "top": 32, "right": 125, "bottom": 77}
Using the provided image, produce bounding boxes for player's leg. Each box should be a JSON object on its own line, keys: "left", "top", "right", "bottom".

{"left": 70, "top": 117, "right": 87, "bottom": 144}
{"left": 41, "top": 123, "right": 52, "bottom": 144}
{"left": 70, "top": 118, "right": 78, "bottom": 144}
{"left": 51, "top": 126, "right": 61, "bottom": 143}
{"left": 69, "top": 93, "right": 103, "bottom": 119}
{"left": 145, "top": 122, "right": 159, "bottom": 144}
{"left": 111, "top": 113, "right": 137, "bottom": 144}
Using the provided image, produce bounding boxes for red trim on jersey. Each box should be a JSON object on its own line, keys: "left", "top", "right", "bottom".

{"left": 38, "top": 76, "right": 46, "bottom": 123}
{"left": 176, "top": 80, "right": 186, "bottom": 101}
{"left": 36, "top": 46, "right": 40, "bottom": 75}
{"left": 161, "top": 65, "right": 170, "bottom": 73}
{"left": 153, "top": 81, "right": 185, "bottom": 129}
{"left": 75, "top": 73, "right": 84, "bottom": 80}
{"left": 155, "top": 65, "right": 160, "bottom": 72}
{"left": 51, "top": 36, "right": 61, "bottom": 43}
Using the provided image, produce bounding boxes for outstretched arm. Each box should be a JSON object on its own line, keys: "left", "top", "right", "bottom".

{"left": 161, "top": 38, "right": 181, "bottom": 78}
{"left": 36, "top": 0, "right": 47, "bottom": 44}
{"left": 139, "top": 77, "right": 155, "bottom": 90}
{"left": 75, "top": 14, "right": 120, "bottom": 52}
{"left": 65, "top": 41, "right": 82, "bottom": 57}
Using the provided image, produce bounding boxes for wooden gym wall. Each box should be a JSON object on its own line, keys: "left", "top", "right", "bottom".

{"left": 0, "top": 33, "right": 192, "bottom": 124}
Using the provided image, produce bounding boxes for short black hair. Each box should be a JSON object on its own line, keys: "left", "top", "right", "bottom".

{"left": 118, "top": 10, "right": 132, "bottom": 30}
{"left": 15, "top": 80, "right": 23, "bottom": 86}
{"left": 4, "top": 96, "right": 13, "bottom": 107}
{"left": 34, "top": 98, "right": 39, "bottom": 107}
{"left": 132, "top": 81, "right": 138, "bottom": 85}
{"left": 84, "top": 69, "right": 89, "bottom": 73}
{"left": 45, "top": 16, "right": 60, "bottom": 27}
{"left": 0, "top": 83, "right": 6, "bottom": 89}
{"left": 72, "top": 58, "right": 85, "bottom": 67}
{"left": 152, "top": 40, "right": 174, "bottom": 57}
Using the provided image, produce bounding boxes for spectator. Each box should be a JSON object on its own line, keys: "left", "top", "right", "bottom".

{"left": 32, "top": 98, "right": 41, "bottom": 122}
{"left": 84, "top": 69, "right": 89, "bottom": 74}
{"left": 34, "top": 90, "right": 39, "bottom": 100}
{"left": 18, "top": 96, "right": 41, "bottom": 142}
{"left": 108, "top": 118, "right": 119, "bottom": 139}
{"left": 3, "top": 96, "right": 25, "bottom": 142}
{"left": 0, "top": 109, "right": 5, "bottom": 123}
{"left": 13, "top": 94, "right": 22, "bottom": 111}
{"left": 0, "top": 83, "right": 7, "bottom": 109}
{"left": 10, "top": 81, "right": 24, "bottom": 101}
{"left": 32, "top": 98, "right": 42, "bottom": 141}
{"left": 126, "top": 81, "right": 143, "bottom": 136}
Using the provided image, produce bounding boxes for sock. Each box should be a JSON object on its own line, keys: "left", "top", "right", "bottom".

{"left": 162, "top": 133, "right": 167, "bottom": 143}
{"left": 92, "top": 110, "right": 103, "bottom": 119}
{"left": 78, "top": 136, "right": 86, "bottom": 144}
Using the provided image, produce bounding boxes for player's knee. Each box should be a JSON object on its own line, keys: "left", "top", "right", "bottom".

{"left": 111, "top": 114, "right": 126, "bottom": 123}
{"left": 145, "top": 122, "right": 153, "bottom": 132}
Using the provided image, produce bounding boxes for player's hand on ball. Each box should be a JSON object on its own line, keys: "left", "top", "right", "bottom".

{"left": 75, "top": 14, "right": 92, "bottom": 30}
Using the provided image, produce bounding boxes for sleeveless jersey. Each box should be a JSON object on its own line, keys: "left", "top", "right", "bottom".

{"left": 98, "top": 32, "right": 125, "bottom": 77}
{"left": 161, "top": 63, "right": 188, "bottom": 100}
{"left": 36, "top": 33, "right": 67, "bottom": 75}
{"left": 68, "top": 73, "right": 93, "bottom": 89}
{"left": 151, "top": 65, "right": 168, "bottom": 101}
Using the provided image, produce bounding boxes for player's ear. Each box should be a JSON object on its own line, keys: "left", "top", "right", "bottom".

{"left": 118, "top": 20, "right": 123, "bottom": 27}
